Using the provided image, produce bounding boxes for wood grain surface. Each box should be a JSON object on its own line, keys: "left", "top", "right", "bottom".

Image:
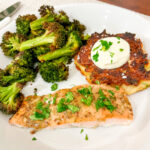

{"left": 99, "top": 0, "right": 150, "bottom": 16}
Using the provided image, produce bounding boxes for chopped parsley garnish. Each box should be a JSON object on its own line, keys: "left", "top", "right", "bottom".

{"left": 85, "top": 134, "right": 88, "bottom": 141}
{"left": 66, "top": 91, "right": 74, "bottom": 103}
{"left": 57, "top": 98, "right": 68, "bottom": 113}
{"left": 115, "top": 85, "right": 120, "bottom": 90}
{"left": 95, "top": 99, "right": 105, "bottom": 111}
{"left": 111, "top": 59, "right": 113, "bottom": 64}
{"left": 110, "top": 52, "right": 115, "bottom": 58}
{"left": 120, "top": 48, "right": 124, "bottom": 52}
{"left": 30, "top": 101, "right": 50, "bottom": 121}
{"left": 78, "top": 86, "right": 92, "bottom": 97}
{"left": 95, "top": 88, "right": 116, "bottom": 112}
{"left": 81, "top": 95, "right": 93, "bottom": 106}
{"left": 103, "top": 100, "right": 116, "bottom": 112}
{"left": 117, "top": 41, "right": 120, "bottom": 44}
{"left": 53, "top": 93, "right": 58, "bottom": 104}
{"left": 80, "top": 129, "right": 84, "bottom": 134}
{"left": 32, "top": 137, "right": 37, "bottom": 141}
{"left": 99, "top": 89, "right": 105, "bottom": 98}
{"left": 108, "top": 90, "right": 114, "bottom": 96}
{"left": 78, "top": 86, "right": 93, "bottom": 106}
{"left": 93, "top": 45, "right": 100, "bottom": 51}
{"left": 93, "top": 51, "right": 99, "bottom": 62}
{"left": 57, "top": 98, "right": 79, "bottom": 113}
{"left": 116, "top": 37, "right": 120, "bottom": 40}
{"left": 51, "top": 83, "right": 58, "bottom": 91}
{"left": 44, "top": 98, "right": 48, "bottom": 102}
{"left": 68, "top": 104, "right": 80, "bottom": 113}
{"left": 100, "top": 40, "right": 112, "bottom": 51}
{"left": 95, "top": 80, "right": 100, "bottom": 84}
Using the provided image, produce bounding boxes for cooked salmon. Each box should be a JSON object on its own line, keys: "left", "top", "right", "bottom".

{"left": 9, "top": 84, "right": 133, "bottom": 130}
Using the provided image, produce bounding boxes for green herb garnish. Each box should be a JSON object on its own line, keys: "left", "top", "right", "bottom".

{"left": 95, "top": 80, "right": 100, "bottom": 84}
{"left": 108, "top": 90, "right": 114, "bottom": 96}
{"left": 66, "top": 91, "right": 74, "bottom": 103}
{"left": 95, "top": 88, "right": 116, "bottom": 112}
{"left": 44, "top": 98, "right": 48, "bottom": 102}
{"left": 57, "top": 98, "right": 68, "bottom": 113}
{"left": 100, "top": 40, "right": 112, "bottom": 51}
{"left": 81, "top": 95, "right": 93, "bottom": 106}
{"left": 78, "top": 86, "right": 93, "bottom": 106}
{"left": 110, "top": 52, "right": 115, "bottom": 58}
{"left": 120, "top": 48, "right": 124, "bottom": 52}
{"left": 93, "top": 51, "right": 99, "bottom": 62}
{"left": 78, "top": 86, "right": 92, "bottom": 97}
{"left": 117, "top": 41, "right": 120, "bottom": 44}
{"left": 111, "top": 60, "right": 113, "bottom": 64}
{"left": 93, "top": 45, "right": 100, "bottom": 51}
{"left": 51, "top": 83, "right": 58, "bottom": 91}
{"left": 53, "top": 93, "right": 58, "bottom": 104}
{"left": 95, "top": 99, "right": 105, "bottom": 111}
{"left": 85, "top": 134, "right": 88, "bottom": 141}
{"left": 116, "top": 37, "right": 120, "bottom": 40}
{"left": 115, "top": 85, "right": 120, "bottom": 90}
{"left": 68, "top": 104, "right": 80, "bottom": 113}
{"left": 32, "top": 137, "right": 37, "bottom": 141}
{"left": 30, "top": 101, "right": 50, "bottom": 121}
{"left": 80, "top": 129, "right": 84, "bottom": 134}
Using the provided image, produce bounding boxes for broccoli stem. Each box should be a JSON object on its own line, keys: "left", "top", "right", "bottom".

{"left": 38, "top": 47, "right": 75, "bottom": 62}
{"left": 30, "top": 15, "right": 54, "bottom": 30}
{"left": 20, "top": 33, "right": 55, "bottom": 51}
{"left": 38, "top": 31, "right": 82, "bottom": 62}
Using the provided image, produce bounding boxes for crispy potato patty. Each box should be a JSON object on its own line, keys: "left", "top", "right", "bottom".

{"left": 74, "top": 30, "right": 150, "bottom": 94}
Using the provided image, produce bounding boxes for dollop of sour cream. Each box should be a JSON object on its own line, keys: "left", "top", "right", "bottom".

{"left": 91, "top": 37, "right": 130, "bottom": 69}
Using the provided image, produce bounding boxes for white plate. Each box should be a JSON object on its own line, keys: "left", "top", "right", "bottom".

{"left": 1, "top": 2, "right": 150, "bottom": 150}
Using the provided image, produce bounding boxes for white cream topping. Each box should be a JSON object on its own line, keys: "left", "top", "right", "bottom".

{"left": 91, "top": 37, "right": 130, "bottom": 69}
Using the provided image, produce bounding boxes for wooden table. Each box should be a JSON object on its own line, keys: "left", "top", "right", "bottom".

{"left": 99, "top": 0, "right": 150, "bottom": 16}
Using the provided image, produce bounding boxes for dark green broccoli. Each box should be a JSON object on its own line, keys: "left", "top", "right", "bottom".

{"left": 65, "top": 19, "right": 86, "bottom": 36}
{"left": 33, "top": 45, "right": 50, "bottom": 57}
{"left": 30, "top": 5, "right": 55, "bottom": 31}
{"left": 39, "top": 5, "right": 70, "bottom": 25}
{"left": 38, "top": 31, "right": 82, "bottom": 62}
{"left": 30, "top": 5, "right": 70, "bottom": 31}
{"left": 0, "top": 64, "right": 37, "bottom": 86}
{"left": 55, "top": 11, "right": 70, "bottom": 25}
{"left": 0, "top": 32, "right": 26, "bottom": 58}
{"left": 0, "top": 82, "right": 24, "bottom": 114}
{"left": 13, "top": 50, "right": 35, "bottom": 67}
{"left": 39, "top": 57, "right": 69, "bottom": 82}
{"left": 16, "top": 14, "right": 37, "bottom": 36}
{"left": 20, "top": 22, "right": 66, "bottom": 51}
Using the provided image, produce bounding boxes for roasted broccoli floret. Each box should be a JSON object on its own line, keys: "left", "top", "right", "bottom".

{"left": 20, "top": 22, "right": 66, "bottom": 51}
{"left": 39, "top": 57, "right": 69, "bottom": 82}
{"left": 33, "top": 45, "right": 50, "bottom": 57}
{"left": 13, "top": 50, "right": 35, "bottom": 67}
{"left": 30, "top": 5, "right": 70, "bottom": 31}
{"left": 30, "top": 5, "right": 55, "bottom": 31}
{"left": 16, "top": 14, "right": 37, "bottom": 36}
{"left": 65, "top": 19, "right": 86, "bottom": 38}
{"left": 39, "top": 5, "right": 70, "bottom": 25}
{"left": 0, "top": 82, "right": 24, "bottom": 114}
{"left": 38, "top": 31, "right": 82, "bottom": 62}
{"left": 0, "top": 32, "right": 26, "bottom": 58}
{"left": 55, "top": 10, "right": 70, "bottom": 25}
{"left": 0, "top": 64, "right": 36, "bottom": 86}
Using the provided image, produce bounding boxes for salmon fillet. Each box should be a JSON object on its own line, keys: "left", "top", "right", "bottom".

{"left": 9, "top": 84, "right": 133, "bottom": 130}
